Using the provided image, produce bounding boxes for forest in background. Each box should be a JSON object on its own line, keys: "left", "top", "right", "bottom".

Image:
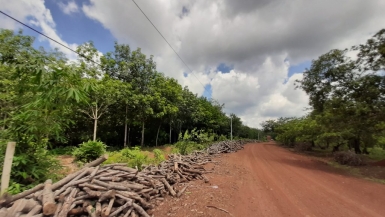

{"left": 0, "top": 29, "right": 262, "bottom": 192}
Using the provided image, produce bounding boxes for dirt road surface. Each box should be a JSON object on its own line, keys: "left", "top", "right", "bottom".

{"left": 154, "top": 142, "right": 385, "bottom": 217}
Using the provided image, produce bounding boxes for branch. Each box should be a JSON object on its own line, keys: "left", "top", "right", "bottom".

{"left": 78, "top": 109, "right": 94, "bottom": 119}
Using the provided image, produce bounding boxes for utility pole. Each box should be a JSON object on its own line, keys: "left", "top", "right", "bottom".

{"left": 230, "top": 115, "right": 233, "bottom": 140}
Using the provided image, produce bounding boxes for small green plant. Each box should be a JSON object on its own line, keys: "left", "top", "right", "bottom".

{"left": 73, "top": 140, "right": 107, "bottom": 163}
{"left": 121, "top": 147, "right": 149, "bottom": 169}
{"left": 153, "top": 149, "right": 165, "bottom": 164}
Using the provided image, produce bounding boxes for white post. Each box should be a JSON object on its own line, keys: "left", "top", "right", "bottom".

{"left": 230, "top": 116, "right": 233, "bottom": 140}
{"left": 1, "top": 142, "right": 16, "bottom": 195}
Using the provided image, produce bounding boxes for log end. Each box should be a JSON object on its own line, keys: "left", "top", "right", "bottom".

{"left": 42, "top": 203, "right": 57, "bottom": 216}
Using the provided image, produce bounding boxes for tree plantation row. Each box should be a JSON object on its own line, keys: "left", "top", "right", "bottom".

{"left": 262, "top": 29, "right": 385, "bottom": 155}
{"left": 0, "top": 29, "right": 262, "bottom": 192}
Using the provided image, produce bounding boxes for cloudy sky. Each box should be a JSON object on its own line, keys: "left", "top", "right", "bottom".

{"left": 1, "top": 0, "right": 385, "bottom": 128}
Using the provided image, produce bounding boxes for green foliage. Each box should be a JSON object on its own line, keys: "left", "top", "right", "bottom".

{"left": 73, "top": 140, "right": 107, "bottom": 163}
{"left": 121, "top": 147, "right": 149, "bottom": 169}
{"left": 367, "top": 146, "right": 385, "bottom": 161}
{"left": 0, "top": 141, "right": 61, "bottom": 194}
{"left": 153, "top": 149, "right": 165, "bottom": 164}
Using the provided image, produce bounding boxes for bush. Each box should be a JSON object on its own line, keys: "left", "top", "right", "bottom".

{"left": 73, "top": 140, "right": 107, "bottom": 163}
{"left": 334, "top": 151, "right": 366, "bottom": 166}
{"left": 121, "top": 147, "right": 149, "bottom": 169}
{"left": 153, "top": 149, "right": 165, "bottom": 164}
{"left": 294, "top": 143, "right": 312, "bottom": 152}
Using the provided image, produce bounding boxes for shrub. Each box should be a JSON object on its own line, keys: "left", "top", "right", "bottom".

{"left": 73, "top": 140, "right": 107, "bottom": 163}
{"left": 294, "top": 143, "right": 312, "bottom": 152}
{"left": 153, "top": 149, "right": 165, "bottom": 164}
{"left": 103, "top": 151, "right": 127, "bottom": 165}
{"left": 121, "top": 147, "right": 149, "bottom": 169}
{"left": 334, "top": 151, "right": 366, "bottom": 166}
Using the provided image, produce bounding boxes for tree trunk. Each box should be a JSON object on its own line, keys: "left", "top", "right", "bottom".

{"left": 353, "top": 138, "right": 361, "bottom": 154}
{"left": 93, "top": 104, "right": 98, "bottom": 141}
{"left": 141, "top": 121, "right": 145, "bottom": 147}
{"left": 124, "top": 106, "right": 128, "bottom": 148}
{"left": 169, "top": 122, "right": 172, "bottom": 144}
{"left": 93, "top": 118, "right": 98, "bottom": 141}
{"left": 127, "top": 127, "right": 130, "bottom": 147}
{"left": 156, "top": 122, "right": 161, "bottom": 147}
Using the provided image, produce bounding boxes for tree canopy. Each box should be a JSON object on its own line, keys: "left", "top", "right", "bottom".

{"left": 264, "top": 28, "right": 385, "bottom": 154}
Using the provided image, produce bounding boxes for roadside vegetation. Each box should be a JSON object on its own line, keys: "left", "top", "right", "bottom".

{"left": 262, "top": 28, "right": 385, "bottom": 179}
{"left": 0, "top": 28, "right": 263, "bottom": 194}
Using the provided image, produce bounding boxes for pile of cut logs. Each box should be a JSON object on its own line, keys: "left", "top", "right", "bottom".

{"left": 206, "top": 139, "right": 258, "bottom": 155}
{"left": 0, "top": 140, "right": 257, "bottom": 217}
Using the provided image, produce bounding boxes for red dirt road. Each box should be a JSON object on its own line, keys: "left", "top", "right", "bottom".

{"left": 155, "top": 142, "right": 385, "bottom": 217}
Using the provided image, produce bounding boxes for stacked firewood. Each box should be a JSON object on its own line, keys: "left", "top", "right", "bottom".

{"left": 0, "top": 140, "right": 256, "bottom": 217}
{"left": 207, "top": 139, "right": 258, "bottom": 154}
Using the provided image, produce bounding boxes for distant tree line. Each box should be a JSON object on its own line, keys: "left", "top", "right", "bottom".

{"left": 262, "top": 29, "right": 385, "bottom": 154}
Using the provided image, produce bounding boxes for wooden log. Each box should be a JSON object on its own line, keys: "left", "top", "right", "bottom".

{"left": 86, "top": 205, "right": 97, "bottom": 217}
{"left": 92, "top": 179, "right": 127, "bottom": 191}
{"left": 53, "top": 195, "right": 65, "bottom": 217}
{"left": 99, "top": 176, "right": 123, "bottom": 182}
{"left": 183, "top": 168, "right": 203, "bottom": 175}
{"left": 0, "top": 184, "right": 44, "bottom": 206}
{"left": 95, "top": 202, "right": 102, "bottom": 217}
{"left": 101, "top": 163, "right": 126, "bottom": 168}
{"left": 68, "top": 207, "right": 84, "bottom": 215}
{"left": 0, "top": 208, "right": 8, "bottom": 216}
{"left": 83, "top": 187, "right": 102, "bottom": 198}
{"left": 54, "top": 168, "right": 91, "bottom": 196}
{"left": 110, "top": 201, "right": 132, "bottom": 217}
{"left": 132, "top": 203, "right": 150, "bottom": 217}
{"left": 112, "top": 166, "right": 137, "bottom": 173}
{"left": 84, "top": 154, "right": 108, "bottom": 168}
{"left": 160, "top": 178, "right": 176, "bottom": 197}
{"left": 42, "top": 179, "right": 57, "bottom": 215}
{"left": 78, "top": 183, "right": 107, "bottom": 191}
{"left": 123, "top": 207, "right": 133, "bottom": 217}
{"left": 119, "top": 182, "right": 145, "bottom": 190}
{"left": 25, "top": 204, "right": 41, "bottom": 217}
{"left": 99, "top": 190, "right": 116, "bottom": 202}
{"left": 1, "top": 142, "right": 16, "bottom": 195}
{"left": 89, "top": 166, "right": 100, "bottom": 179}
{"left": 94, "top": 170, "right": 121, "bottom": 179}
{"left": 177, "top": 185, "right": 188, "bottom": 198}
{"left": 101, "top": 198, "right": 114, "bottom": 217}
{"left": 57, "top": 188, "right": 78, "bottom": 217}
{"left": 51, "top": 168, "right": 87, "bottom": 191}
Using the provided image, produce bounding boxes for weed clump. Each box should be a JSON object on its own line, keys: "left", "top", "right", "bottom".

{"left": 334, "top": 151, "right": 366, "bottom": 166}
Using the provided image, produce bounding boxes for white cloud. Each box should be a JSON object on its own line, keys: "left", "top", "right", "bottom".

{"left": 80, "top": 0, "right": 385, "bottom": 127}
{"left": 0, "top": 0, "right": 78, "bottom": 60}
{"left": 58, "top": 1, "right": 79, "bottom": 15}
